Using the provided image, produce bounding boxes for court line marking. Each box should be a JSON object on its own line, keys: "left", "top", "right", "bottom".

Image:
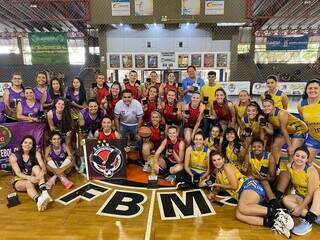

{"left": 145, "top": 190, "right": 156, "bottom": 240}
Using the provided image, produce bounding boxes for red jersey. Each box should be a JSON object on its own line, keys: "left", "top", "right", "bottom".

{"left": 143, "top": 99, "right": 157, "bottom": 123}
{"left": 184, "top": 103, "right": 200, "bottom": 128}
{"left": 212, "top": 101, "right": 231, "bottom": 122}
{"left": 96, "top": 86, "right": 109, "bottom": 105}
{"left": 125, "top": 82, "right": 140, "bottom": 100}
{"left": 165, "top": 138, "right": 181, "bottom": 163}
{"left": 163, "top": 102, "right": 178, "bottom": 124}
{"left": 163, "top": 83, "right": 178, "bottom": 101}
{"left": 97, "top": 130, "right": 117, "bottom": 141}
{"left": 150, "top": 124, "right": 163, "bottom": 149}
{"left": 106, "top": 96, "right": 120, "bottom": 119}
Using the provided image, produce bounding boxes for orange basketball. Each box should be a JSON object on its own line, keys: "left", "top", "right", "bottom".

{"left": 138, "top": 126, "right": 152, "bottom": 138}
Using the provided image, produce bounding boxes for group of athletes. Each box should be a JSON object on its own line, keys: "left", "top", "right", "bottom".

{"left": 1, "top": 65, "right": 320, "bottom": 238}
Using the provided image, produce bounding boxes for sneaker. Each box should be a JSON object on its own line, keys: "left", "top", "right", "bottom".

{"left": 292, "top": 218, "right": 312, "bottom": 236}
{"left": 143, "top": 162, "right": 152, "bottom": 173}
{"left": 177, "top": 182, "right": 191, "bottom": 191}
{"left": 45, "top": 175, "right": 57, "bottom": 190}
{"left": 37, "top": 194, "right": 50, "bottom": 211}
{"left": 79, "top": 161, "right": 86, "bottom": 174}
{"left": 315, "top": 216, "right": 320, "bottom": 225}
{"left": 59, "top": 176, "right": 74, "bottom": 189}
{"left": 272, "top": 220, "right": 291, "bottom": 239}
{"left": 41, "top": 191, "right": 53, "bottom": 203}
{"left": 165, "top": 174, "right": 176, "bottom": 183}
{"left": 275, "top": 208, "right": 295, "bottom": 230}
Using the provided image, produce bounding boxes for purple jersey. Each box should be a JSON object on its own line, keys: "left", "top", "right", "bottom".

{"left": 52, "top": 109, "right": 62, "bottom": 128}
{"left": 80, "top": 108, "right": 105, "bottom": 130}
{"left": 21, "top": 99, "right": 41, "bottom": 118}
{"left": 8, "top": 87, "right": 24, "bottom": 109}
{"left": 0, "top": 102, "right": 6, "bottom": 123}
{"left": 66, "top": 87, "right": 80, "bottom": 104}
{"left": 49, "top": 144, "right": 67, "bottom": 167}
{"left": 33, "top": 86, "right": 50, "bottom": 103}
{"left": 13, "top": 153, "right": 34, "bottom": 176}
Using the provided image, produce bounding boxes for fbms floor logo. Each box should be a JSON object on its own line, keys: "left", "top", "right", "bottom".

{"left": 55, "top": 181, "right": 216, "bottom": 220}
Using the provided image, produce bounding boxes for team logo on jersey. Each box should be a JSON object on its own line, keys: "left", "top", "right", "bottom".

{"left": 89, "top": 141, "right": 124, "bottom": 178}
{"left": 0, "top": 125, "right": 12, "bottom": 148}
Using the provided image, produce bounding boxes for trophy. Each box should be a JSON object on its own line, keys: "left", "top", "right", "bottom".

{"left": 147, "top": 155, "right": 158, "bottom": 188}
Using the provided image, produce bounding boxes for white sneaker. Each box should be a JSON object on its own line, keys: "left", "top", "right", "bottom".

{"left": 275, "top": 209, "right": 295, "bottom": 230}
{"left": 41, "top": 191, "right": 53, "bottom": 202}
{"left": 143, "top": 162, "right": 151, "bottom": 173}
{"left": 272, "top": 220, "right": 291, "bottom": 239}
{"left": 37, "top": 194, "right": 50, "bottom": 212}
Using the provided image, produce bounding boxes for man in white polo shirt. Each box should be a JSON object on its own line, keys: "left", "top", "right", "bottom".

{"left": 114, "top": 89, "right": 144, "bottom": 141}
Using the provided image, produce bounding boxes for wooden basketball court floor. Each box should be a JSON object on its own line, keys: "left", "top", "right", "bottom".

{"left": 1, "top": 171, "right": 319, "bottom": 240}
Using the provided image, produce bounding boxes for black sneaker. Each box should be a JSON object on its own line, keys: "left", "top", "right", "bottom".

{"left": 177, "top": 182, "right": 191, "bottom": 191}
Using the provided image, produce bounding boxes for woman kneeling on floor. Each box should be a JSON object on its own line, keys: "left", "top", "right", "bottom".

{"left": 282, "top": 146, "right": 320, "bottom": 235}
{"left": 9, "top": 135, "right": 52, "bottom": 211}
{"left": 208, "top": 151, "right": 294, "bottom": 238}
{"left": 45, "top": 133, "right": 74, "bottom": 189}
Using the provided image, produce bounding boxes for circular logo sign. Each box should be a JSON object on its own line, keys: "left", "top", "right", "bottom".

{"left": 0, "top": 125, "right": 12, "bottom": 148}
{"left": 90, "top": 144, "right": 124, "bottom": 178}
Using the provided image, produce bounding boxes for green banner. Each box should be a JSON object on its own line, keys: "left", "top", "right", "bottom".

{"left": 29, "top": 32, "right": 69, "bottom": 64}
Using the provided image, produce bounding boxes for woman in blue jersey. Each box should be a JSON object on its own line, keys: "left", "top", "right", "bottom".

{"left": 9, "top": 135, "right": 52, "bottom": 211}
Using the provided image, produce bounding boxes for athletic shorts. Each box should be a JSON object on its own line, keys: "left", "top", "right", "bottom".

{"left": 304, "top": 134, "right": 320, "bottom": 150}
{"left": 239, "top": 179, "right": 266, "bottom": 203}
{"left": 164, "top": 157, "right": 177, "bottom": 169}
{"left": 274, "top": 129, "right": 306, "bottom": 139}
{"left": 191, "top": 170, "right": 206, "bottom": 178}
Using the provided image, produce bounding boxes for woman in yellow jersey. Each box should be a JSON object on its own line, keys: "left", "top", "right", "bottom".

{"left": 236, "top": 90, "right": 251, "bottom": 127}
{"left": 240, "top": 101, "right": 273, "bottom": 148}
{"left": 243, "top": 139, "right": 277, "bottom": 205}
{"left": 205, "top": 124, "right": 223, "bottom": 152}
{"left": 282, "top": 146, "right": 320, "bottom": 235}
{"left": 262, "top": 97, "right": 308, "bottom": 162}
{"left": 260, "top": 75, "right": 288, "bottom": 110}
{"left": 297, "top": 79, "right": 320, "bottom": 163}
{"left": 208, "top": 151, "right": 294, "bottom": 237}
{"left": 176, "top": 132, "right": 210, "bottom": 189}
{"left": 221, "top": 128, "right": 246, "bottom": 168}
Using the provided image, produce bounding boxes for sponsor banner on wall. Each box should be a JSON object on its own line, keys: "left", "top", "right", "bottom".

{"left": 178, "top": 54, "right": 189, "bottom": 68}
{"left": 135, "top": 0, "right": 153, "bottom": 16}
{"left": 205, "top": 0, "right": 224, "bottom": 15}
{"left": 252, "top": 82, "right": 307, "bottom": 95}
{"left": 0, "top": 82, "right": 11, "bottom": 97}
{"left": 160, "top": 52, "right": 176, "bottom": 68}
{"left": 111, "top": 0, "right": 130, "bottom": 16}
{"left": 147, "top": 54, "right": 158, "bottom": 68}
{"left": 122, "top": 54, "right": 133, "bottom": 68}
{"left": 181, "top": 0, "right": 200, "bottom": 15}
{"left": 216, "top": 53, "right": 228, "bottom": 67}
{"left": 191, "top": 54, "right": 202, "bottom": 67}
{"left": 0, "top": 122, "right": 45, "bottom": 170}
{"left": 29, "top": 32, "right": 69, "bottom": 64}
{"left": 84, "top": 139, "right": 127, "bottom": 180}
{"left": 135, "top": 54, "right": 146, "bottom": 68}
{"left": 220, "top": 81, "right": 251, "bottom": 95}
{"left": 204, "top": 53, "right": 215, "bottom": 67}
{"left": 109, "top": 54, "right": 121, "bottom": 68}
{"left": 266, "top": 35, "right": 309, "bottom": 51}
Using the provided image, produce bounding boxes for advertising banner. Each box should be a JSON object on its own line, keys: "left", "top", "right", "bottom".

{"left": 135, "top": 0, "right": 153, "bottom": 16}
{"left": 84, "top": 139, "right": 127, "bottom": 180}
{"left": 205, "top": 0, "right": 224, "bottom": 15}
{"left": 0, "top": 82, "right": 11, "bottom": 97}
{"left": 111, "top": 0, "right": 130, "bottom": 16}
{"left": 0, "top": 122, "right": 45, "bottom": 170}
{"left": 29, "top": 32, "right": 69, "bottom": 64}
{"left": 181, "top": 0, "right": 200, "bottom": 15}
{"left": 266, "top": 35, "right": 309, "bottom": 51}
{"left": 252, "top": 82, "right": 307, "bottom": 95}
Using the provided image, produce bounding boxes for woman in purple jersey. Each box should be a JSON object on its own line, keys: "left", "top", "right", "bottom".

{"left": 3, "top": 72, "right": 24, "bottom": 120}
{"left": 43, "top": 77, "right": 64, "bottom": 110}
{"left": 16, "top": 88, "right": 42, "bottom": 122}
{"left": 9, "top": 135, "right": 52, "bottom": 212}
{"left": 33, "top": 71, "right": 49, "bottom": 104}
{"left": 46, "top": 98, "right": 73, "bottom": 145}
{"left": 45, "top": 133, "right": 74, "bottom": 190}
{"left": 65, "top": 77, "right": 87, "bottom": 120}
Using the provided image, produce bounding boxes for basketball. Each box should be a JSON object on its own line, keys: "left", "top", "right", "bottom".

{"left": 138, "top": 126, "right": 152, "bottom": 138}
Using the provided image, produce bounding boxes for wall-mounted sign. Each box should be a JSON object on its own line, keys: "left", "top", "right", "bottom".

{"left": 205, "top": 0, "right": 224, "bottom": 15}
{"left": 181, "top": 0, "right": 200, "bottom": 15}
{"left": 266, "top": 35, "right": 309, "bottom": 51}
{"left": 111, "top": 0, "right": 130, "bottom": 16}
{"left": 135, "top": 0, "right": 153, "bottom": 16}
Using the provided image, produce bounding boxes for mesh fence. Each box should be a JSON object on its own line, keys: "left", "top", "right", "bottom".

{"left": 0, "top": 0, "right": 319, "bottom": 91}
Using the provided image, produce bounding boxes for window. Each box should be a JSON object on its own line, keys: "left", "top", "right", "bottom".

{"left": 68, "top": 38, "right": 85, "bottom": 65}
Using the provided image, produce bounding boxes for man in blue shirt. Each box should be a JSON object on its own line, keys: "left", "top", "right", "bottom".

{"left": 182, "top": 65, "right": 205, "bottom": 104}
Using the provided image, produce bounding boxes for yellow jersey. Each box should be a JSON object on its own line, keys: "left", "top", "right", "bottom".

{"left": 216, "top": 164, "right": 246, "bottom": 200}
{"left": 269, "top": 107, "right": 308, "bottom": 135}
{"left": 190, "top": 145, "right": 209, "bottom": 174}
{"left": 261, "top": 89, "right": 286, "bottom": 109}
{"left": 226, "top": 144, "right": 239, "bottom": 167}
{"left": 288, "top": 163, "right": 317, "bottom": 198}
{"left": 200, "top": 83, "right": 223, "bottom": 110}
{"left": 300, "top": 98, "right": 320, "bottom": 141}
{"left": 206, "top": 137, "right": 220, "bottom": 151}
{"left": 249, "top": 151, "right": 270, "bottom": 178}
{"left": 235, "top": 104, "right": 247, "bottom": 120}
{"left": 242, "top": 115, "right": 260, "bottom": 136}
